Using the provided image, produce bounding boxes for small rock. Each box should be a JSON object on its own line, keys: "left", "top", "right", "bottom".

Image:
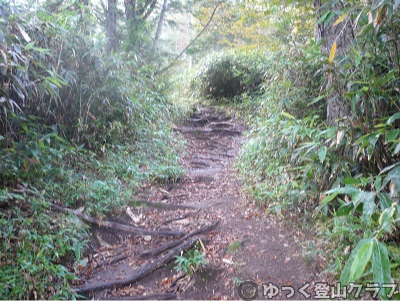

{"left": 143, "top": 235, "right": 152, "bottom": 242}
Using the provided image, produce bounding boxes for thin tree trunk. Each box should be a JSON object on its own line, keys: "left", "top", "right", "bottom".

{"left": 124, "top": 0, "right": 136, "bottom": 21}
{"left": 124, "top": 0, "right": 156, "bottom": 32}
{"left": 314, "top": 0, "right": 354, "bottom": 125}
{"left": 107, "top": 0, "right": 119, "bottom": 53}
{"left": 153, "top": 0, "right": 169, "bottom": 52}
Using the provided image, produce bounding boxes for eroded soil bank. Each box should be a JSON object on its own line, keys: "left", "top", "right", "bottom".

{"left": 73, "top": 106, "right": 319, "bottom": 300}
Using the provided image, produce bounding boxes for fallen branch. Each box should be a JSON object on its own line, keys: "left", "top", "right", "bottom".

{"left": 105, "top": 293, "right": 177, "bottom": 300}
{"left": 75, "top": 236, "right": 200, "bottom": 294}
{"left": 51, "top": 203, "right": 184, "bottom": 237}
{"left": 130, "top": 199, "right": 197, "bottom": 210}
{"left": 140, "top": 221, "right": 218, "bottom": 257}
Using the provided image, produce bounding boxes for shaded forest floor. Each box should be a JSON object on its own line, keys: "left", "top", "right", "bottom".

{"left": 73, "top": 106, "right": 322, "bottom": 300}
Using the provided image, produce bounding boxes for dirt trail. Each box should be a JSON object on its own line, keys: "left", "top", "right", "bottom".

{"left": 74, "top": 106, "right": 319, "bottom": 300}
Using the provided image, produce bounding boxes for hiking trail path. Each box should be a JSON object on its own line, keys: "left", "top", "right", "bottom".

{"left": 73, "top": 106, "right": 321, "bottom": 300}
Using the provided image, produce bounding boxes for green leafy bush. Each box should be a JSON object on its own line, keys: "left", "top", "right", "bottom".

{"left": 0, "top": 2, "right": 177, "bottom": 152}
{"left": 0, "top": 2, "right": 184, "bottom": 299}
{"left": 237, "top": 44, "right": 327, "bottom": 210}
{"left": 238, "top": 1, "right": 400, "bottom": 295}
{"left": 0, "top": 198, "right": 89, "bottom": 299}
{"left": 193, "top": 51, "right": 266, "bottom": 99}
{"left": 0, "top": 115, "right": 74, "bottom": 184}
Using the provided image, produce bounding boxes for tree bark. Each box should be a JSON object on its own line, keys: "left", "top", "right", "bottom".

{"left": 153, "top": 0, "right": 169, "bottom": 52}
{"left": 314, "top": 0, "right": 355, "bottom": 125}
{"left": 106, "top": 0, "right": 119, "bottom": 53}
{"left": 124, "top": 0, "right": 157, "bottom": 31}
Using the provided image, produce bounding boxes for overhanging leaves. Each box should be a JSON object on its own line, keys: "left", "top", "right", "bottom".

{"left": 341, "top": 238, "right": 373, "bottom": 285}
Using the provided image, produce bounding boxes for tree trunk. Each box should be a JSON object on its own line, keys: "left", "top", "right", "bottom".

{"left": 106, "top": 0, "right": 119, "bottom": 53}
{"left": 124, "top": 0, "right": 136, "bottom": 27}
{"left": 314, "top": 0, "right": 355, "bottom": 125}
{"left": 124, "top": 0, "right": 157, "bottom": 32}
{"left": 153, "top": 0, "right": 168, "bottom": 52}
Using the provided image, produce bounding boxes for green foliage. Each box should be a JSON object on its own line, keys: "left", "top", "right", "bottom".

{"left": 167, "top": 66, "right": 200, "bottom": 116}
{"left": 193, "top": 51, "right": 267, "bottom": 100}
{"left": 236, "top": 0, "right": 400, "bottom": 293}
{"left": 317, "top": 165, "right": 400, "bottom": 292}
{"left": 0, "top": 1, "right": 184, "bottom": 299}
{"left": 0, "top": 198, "right": 89, "bottom": 299}
{"left": 174, "top": 247, "right": 208, "bottom": 276}
{"left": 315, "top": 1, "right": 400, "bottom": 288}
{"left": 0, "top": 115, "right": 74, "bottom": 184}
{"left": 237, "top": 44, "right": 326, "bottom": 211}
{"left": 0, "top": 2, "right": 65, "bottom": 118}
{"left": 0, "top": 1, "right": 176, "bottom": 152}
{"left": 339, "top": 238, "right": 392, "bottom": 299}
{"left": 188, "top": 1, "right": 314, "bottom": 55}
{"left": 227, "top": 241, "right": 242, "bottom": 254}
{"left": 240, "top": 114, "right": 336, "bottom": 211}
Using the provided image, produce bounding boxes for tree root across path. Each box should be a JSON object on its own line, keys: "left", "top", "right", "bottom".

{"left": 104, "top": 292, "right": 177, "bottom": 300}
{"left": 53, "top": 199, "right": 220, "bottom": 296}
{"left": 95, "top": 254, "right": 130, "bottom": 270}
{"left": 75, "top": 235, "right": 205, "bottom": 294}
{"left": 140, "top": 221, "right": 218, "bottom": 257}
{"left": 51, "top": 203, "right": 185, "bottom": 237}
{"left": 68, "top": 107, "right": 320, "bottom": 299}
{"left": 129, "top": 199, "right": 198, "bottom": 210}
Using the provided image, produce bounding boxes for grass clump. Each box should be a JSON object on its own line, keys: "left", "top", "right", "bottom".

{"left": 227, "top": 241, "right": 243, "bottom": 254}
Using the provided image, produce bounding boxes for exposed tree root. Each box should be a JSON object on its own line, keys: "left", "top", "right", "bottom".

{"left": 171, "top": 272, "right": 186, "bottom": 288}
{"left": 162, "top": 212, "right": 196, "bottom": 225}
{"left": 210, "top": 129, "right": 241, "bottom": 136}
{"left": 173, "top": 128, "right": 240, "bottom": 136}
{"left": 129, "top": 199, "right": 198, "bottom": 210}
{"left": 140, "top": 221, "right": 218, "bottom": 257}
{"left": 51, "top": 203, "right": 185, "bottom": 237}
{"left": 95, "top": 254, "right": 129, "bottom": 270}
{"left": 105, "top": 293, "right": 177, "bottom": 300}
{"left": 75, "top": 236, "right": 201, "bottom": 295}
